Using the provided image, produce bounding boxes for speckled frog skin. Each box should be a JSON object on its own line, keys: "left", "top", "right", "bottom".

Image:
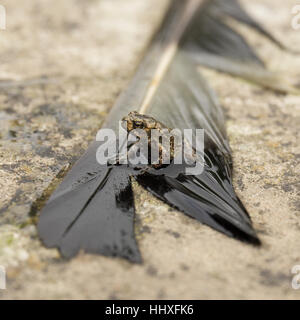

{"left": 122, "top": 111, "right": 165, "bottom": 132}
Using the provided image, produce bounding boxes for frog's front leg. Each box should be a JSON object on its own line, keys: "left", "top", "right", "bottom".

{"left": 127, "top": 141, "right": 149, "bottom": 169}
{"left": 106, "top": 140, "right": 133, "bottom": 166}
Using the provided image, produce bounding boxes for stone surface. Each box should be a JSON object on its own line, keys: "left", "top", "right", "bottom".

{"left": 0, "top": 0, "right": 299, "bottom": 299}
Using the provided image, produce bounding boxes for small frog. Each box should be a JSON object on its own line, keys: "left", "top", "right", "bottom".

{"left": 119, "top": 111, "right": 202, "bottom": 172}
{"left": 122, "top": 111, "right": 176, "bottom": 168}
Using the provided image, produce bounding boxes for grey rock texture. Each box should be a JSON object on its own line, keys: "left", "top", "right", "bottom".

{"left": 0, "top": 0, "right": 299, "bottom": 299}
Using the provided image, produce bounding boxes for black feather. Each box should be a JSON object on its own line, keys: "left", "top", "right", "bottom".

{"left": 38, "top": 143, "right": 141, "bottom": 262}
{"left": 37, "top": 0, "right": 296, "bottom": 262}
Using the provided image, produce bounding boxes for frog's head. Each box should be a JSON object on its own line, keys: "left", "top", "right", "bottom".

{"left": 122, "top": 111, "right": 157, "bottom": 132}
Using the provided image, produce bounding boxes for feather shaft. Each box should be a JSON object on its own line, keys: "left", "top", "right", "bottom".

{"left": 139, "top": 0, "right": 203, "bottom": 114}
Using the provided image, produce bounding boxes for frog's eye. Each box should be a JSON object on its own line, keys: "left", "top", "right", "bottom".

{"left": 134, "top": 120, "right": 144, "bottom": 128}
